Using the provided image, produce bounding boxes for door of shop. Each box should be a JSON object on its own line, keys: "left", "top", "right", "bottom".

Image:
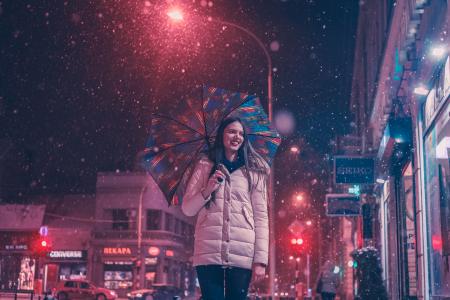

{"left": 395, "top": 162, "right": 418, "bottom": 300}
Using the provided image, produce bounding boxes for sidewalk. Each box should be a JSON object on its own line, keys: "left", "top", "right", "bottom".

{"left": 0, "top": 292, "right": 56, "bottom": 300}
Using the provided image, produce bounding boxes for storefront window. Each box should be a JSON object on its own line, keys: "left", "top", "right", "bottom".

{"left": 423, "top": 99, "right": 450, "bottom": 296}
{"left": 17, "top": 257, "right": 35, "bottom": 290}
{"left": 103, "top": 261, "right": 133, "bottom": 290}
{"left": 59, "top": 263, "right": 87, "bottom": 280}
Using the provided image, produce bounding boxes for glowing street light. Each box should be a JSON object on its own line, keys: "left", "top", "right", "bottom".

{"left": 305, "top": 220, "right": 312, "bottom": 226}
{"left": 430, "top": 45, "right": 447, "bottom": 59}
{"left": 290, "top": 146, "right": 300, "bottom": 154}
{"left": 413, "top": 85, "right": 429, "bottom": 96}
{"left": 293, "top": 193, "right": 305, "bottom": 206}
{"left": 167, "top": 8, "right": 184, "bottom": 22}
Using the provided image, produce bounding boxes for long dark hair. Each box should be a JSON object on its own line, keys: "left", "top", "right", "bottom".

{"left": 206, "top": 117, "right": 268, "bottom": 207}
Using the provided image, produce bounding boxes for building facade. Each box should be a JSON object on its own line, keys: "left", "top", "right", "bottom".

{"left": 90, "top": 172, "right": 195, "bottom": 298}
{"left": 0, "top": 174, "right": 196, "bottom": 298}
{"left": 36, "top": 194, "right": 96, "bottom": 293}
{"left": 0, "top": 205, "right": 45, "bottom": 291}
{"left": 350, "top": 0, "right": 450, "bottom": 299}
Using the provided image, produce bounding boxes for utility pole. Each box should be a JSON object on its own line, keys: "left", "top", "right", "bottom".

{"left": 137, "top": 182, "right": 148, "bottom": 289}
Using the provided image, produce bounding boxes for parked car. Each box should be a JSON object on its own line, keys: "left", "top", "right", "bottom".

{"left": 126, "top": 284, "right": 182, "bottom": 300}
{"left": 55, "top": 279, "right": 117, "bottom": 300}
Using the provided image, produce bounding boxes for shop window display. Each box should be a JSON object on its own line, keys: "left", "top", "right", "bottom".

{"left": 59, "top": 263, "right": 87, "bottom": 280}
{"left": 17, "top": 257, "right": 35, "bottom": 290}
{"left": 103, "top": 261, "right": 133, "bottom": 290}
{"left": 424, "top": 99, "right": 450, "bottom": 296}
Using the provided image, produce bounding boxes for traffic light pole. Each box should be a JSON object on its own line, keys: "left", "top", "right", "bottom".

{"left": 295, "top": 257, "right": 301, "bottom": 300}
{"left": 306, "top": 254, "right": 311, "bottom": 298}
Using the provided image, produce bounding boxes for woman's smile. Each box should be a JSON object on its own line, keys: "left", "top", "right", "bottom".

{"left": 223, "top": 121, "right": 244, "bottom": 155}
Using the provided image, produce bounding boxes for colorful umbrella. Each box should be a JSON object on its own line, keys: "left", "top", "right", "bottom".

{"left": 142, "top": 86, "right": 281, "bottom": 205}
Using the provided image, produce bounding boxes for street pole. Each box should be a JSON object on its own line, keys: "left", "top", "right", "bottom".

{"left": 137, "top": 183, "right": 148, "bottom": 289}
{"left": 295, "top": 257, "right": 300, "bottom": 300}
{"left": 169, "top": 13, "right": 276, "bottom": 295}
{"left": 211, "top": 19, "right": 275, "bottom": 297}
{"left": 306, "top": 254, "right": 311, "bottom": 298}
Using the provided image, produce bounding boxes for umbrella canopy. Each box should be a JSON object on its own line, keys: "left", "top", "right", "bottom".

{"left": 142, "top": 86, "right": 281, "bottom": 205}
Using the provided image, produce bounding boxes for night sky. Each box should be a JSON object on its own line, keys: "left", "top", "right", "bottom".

{"left": 0, "top": 0, "right": 358, "bottom": 196}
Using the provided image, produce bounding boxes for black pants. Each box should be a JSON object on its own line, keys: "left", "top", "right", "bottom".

{"left": 196, "top": 265, "right": 252, "bottom": 300}
{"left": 321, "top": 292, "right": 336, "bottom": 300}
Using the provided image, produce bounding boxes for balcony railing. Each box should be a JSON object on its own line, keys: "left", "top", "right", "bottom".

{"left": 93, "top": 230, "right": 191, "bottom": 244}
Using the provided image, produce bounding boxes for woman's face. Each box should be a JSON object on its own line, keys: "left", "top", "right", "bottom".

{"left": 222, "top": 121, "right": 244, "bottom": 154}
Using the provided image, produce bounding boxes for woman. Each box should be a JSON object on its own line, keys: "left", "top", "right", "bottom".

{"left": 181, "top": 117, "right": 270, "bottom": 300}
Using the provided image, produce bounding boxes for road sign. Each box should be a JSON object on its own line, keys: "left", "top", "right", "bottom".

{"left": 326, "top": 194, "right": 361, "bottom": 216}
{"left": 39, "top": 226, "right": 48, "bottom": 236}
{"left": 334, "top": 156, "right": 374, "bottom": 184}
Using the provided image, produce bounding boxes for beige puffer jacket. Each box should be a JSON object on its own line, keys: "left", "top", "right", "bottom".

{"left": 181, "top": 156, "right": 269, "bottom": 270}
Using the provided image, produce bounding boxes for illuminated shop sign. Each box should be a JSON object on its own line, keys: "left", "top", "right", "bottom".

{"left": 326, "top": 194, "right": 361, "bottom": 216}
{"left": 103, "top": 247, "right": 132, "bottom": 255}
{"left": 145, "top": 257, "right": 158, "bottom": 265}
{"left": 48, "top": 250, "right": 87, "bottom": 259}
{"left": 104, "top": 261, "right": 133, "bottom": 265}
{"left": 334, "top": 156, "right": 374, "bottom": 184}
{"left": 148, "top": 247, "right": 160, "bottom": 256}
{"left": 5, "top": 244, "right": 28, "bottom": 251}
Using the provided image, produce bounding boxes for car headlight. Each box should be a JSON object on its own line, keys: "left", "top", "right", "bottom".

{"left": 126, "top": 293, "right": 131, "bottom": 297}
{"left": 136, "top": 293, "right": 142, "bottom": 297}
{"left": 110, "top": 291, "right": 117, "bottom": 296}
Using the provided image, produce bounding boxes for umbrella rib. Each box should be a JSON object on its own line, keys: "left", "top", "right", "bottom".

{"left": 214, "top": 94, "right": 256, "bottom": 134}
{"left": 149, "top": 137, "right": 205, "bottom": 154}
{"left": 201, "top": 87, "right": 209, "bottom": 143}
{"left": 247, "top": 133, "right": 280, "bottom": 138}
{"left": 152, "top": 113, "right": 204, "bottom": 137}
{"left": 170, "top": 142, "right": 206, "bottom": 204}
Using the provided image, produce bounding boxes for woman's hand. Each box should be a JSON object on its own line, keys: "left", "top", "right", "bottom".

{"left": 202, "top": 169, "right": 225, "bottom": 199}
{"left": 252, "top": 263, "right": 266, "bottom": 282}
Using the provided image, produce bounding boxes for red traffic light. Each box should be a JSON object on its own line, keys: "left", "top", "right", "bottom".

{"left": 290, "top": 238, "right": 304, "bottom": 245}
{"left": 33, "top": 236, "right": 52, "bottom": 257}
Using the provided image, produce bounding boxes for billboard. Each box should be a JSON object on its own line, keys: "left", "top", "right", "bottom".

{"left": 334, "top": 156, "right": 374, "bottom": 184}
{"left": 326, "top": 194, "right": 361, "bottom": 216}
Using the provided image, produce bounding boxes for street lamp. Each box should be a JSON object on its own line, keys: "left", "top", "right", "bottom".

{"left": 167, "top": 9, "right": 276, "bottom": 296}
{"left": 166, "top": 10, "right": 273, "bottom": 119}
{"left": 290, "top": 146, "right": 300, "bottom": 154}
{"left": 167, "top": 8, "right": 184, "bottom": 22}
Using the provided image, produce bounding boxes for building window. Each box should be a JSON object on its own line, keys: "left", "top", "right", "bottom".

{"left": 147, "top": 210, "right": 161, "bottom": 230}
{"left": 174, "top": 218, "right": 181, "bottom": 235}
{"left": 112, "top": 209, "right": 129, "bottom": 231}
{"left": 182, "top": 221, "right": 190, "bottom": 237}
{"left": 165, "top": 213, "right": 174, "bottom": 232}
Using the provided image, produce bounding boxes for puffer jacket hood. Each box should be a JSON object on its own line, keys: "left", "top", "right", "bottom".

{"left": 181, "top": 156, "right": 269, "bottom": 270}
